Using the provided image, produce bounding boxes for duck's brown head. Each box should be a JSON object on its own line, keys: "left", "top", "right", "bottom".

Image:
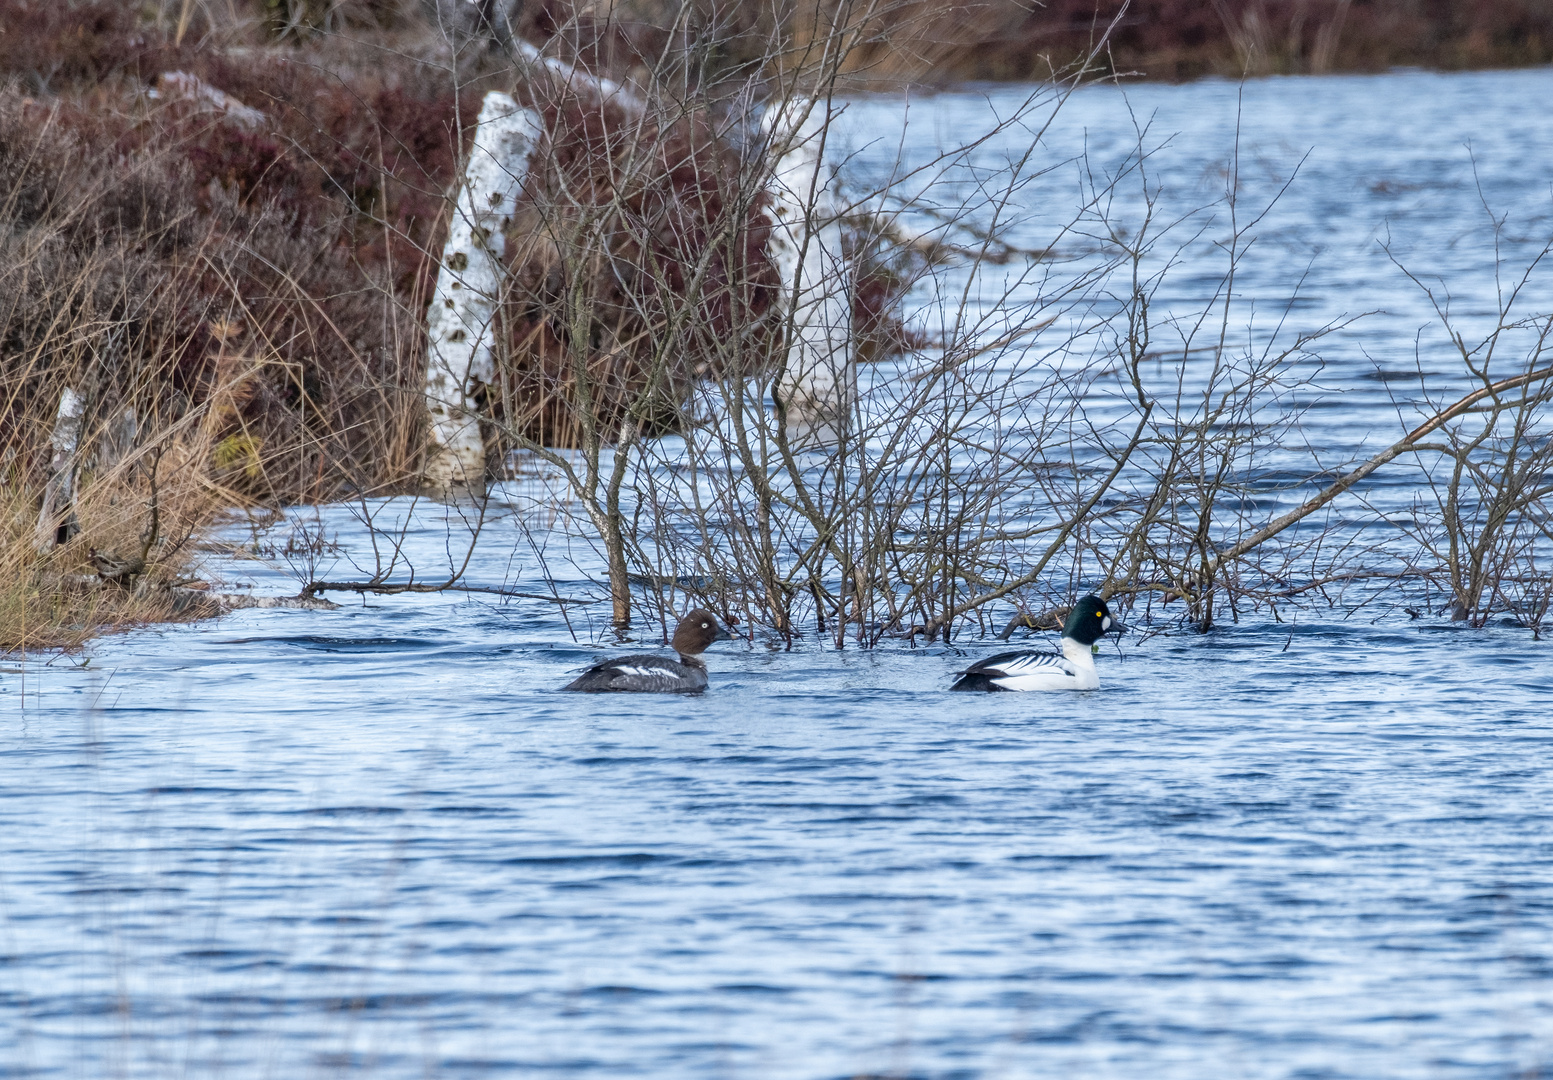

{"left": 671, "top": 609, "right": 735, "bottom": 656}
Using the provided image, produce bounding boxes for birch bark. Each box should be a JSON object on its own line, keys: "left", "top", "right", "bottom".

{"left": 34, "top": 386, "right": 84, "bottom": 552}
{"left": 512, "top": 40, "right": 644, "bottom": 112}
{"left": 424, "top": 91, "right": 544, "bottom": 496}
{"left": 763, "top": 99, "right": 854, "bottom": 446}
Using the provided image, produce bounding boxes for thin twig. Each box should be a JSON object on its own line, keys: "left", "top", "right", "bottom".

{"left": 302, "top": 580, "right": 594, "bottom": 604}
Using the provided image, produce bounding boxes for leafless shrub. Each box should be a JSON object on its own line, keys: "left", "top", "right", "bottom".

{"left": 483, "top": 11, "right": 1156, "bottom": 639}
{"left": 509, "top": 53, "right": 1551, "bottom": 646}
{"left": 1378, "top": 218, "right": 1553, "bottom": 633}
{"left": 5, "top": 0, "right": 1550, "bottom": 651}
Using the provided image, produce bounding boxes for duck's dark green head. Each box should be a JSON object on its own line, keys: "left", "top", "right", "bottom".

{"left": 1062, "top": 595, "right": 1123, "bottom": 646}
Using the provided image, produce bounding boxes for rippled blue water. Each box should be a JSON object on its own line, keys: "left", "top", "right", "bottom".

{"left": 843, "top": 66, "right": 1553, "bottom": 455}
{"left": 4, "top": 69, "right": 1553, "bottom": 1079}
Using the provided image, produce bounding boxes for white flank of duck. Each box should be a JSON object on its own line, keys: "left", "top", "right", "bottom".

{"left": 950, "top": 595, "right": 1125, "bottom": 692}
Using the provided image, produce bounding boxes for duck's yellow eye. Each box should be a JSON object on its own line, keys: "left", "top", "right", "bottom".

{"left": 701, "top": 622, "right": 708, "bottom": 628}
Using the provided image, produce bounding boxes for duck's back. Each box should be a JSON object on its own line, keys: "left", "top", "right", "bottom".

{"left": 950, "top": 648, "right": 1096, "bottom": 692}
{"left": 563, "top": 653, "right": 708, "bottom": 693}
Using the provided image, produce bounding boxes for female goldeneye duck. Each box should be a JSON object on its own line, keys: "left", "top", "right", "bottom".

{"left": 562, "top": 609, "right": 735, "bottom": 693}
{"left": 950, "top": 595, "right": 1125, "bottom": 692}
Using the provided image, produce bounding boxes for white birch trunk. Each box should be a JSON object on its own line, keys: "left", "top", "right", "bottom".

{"left": 155, "top": 71, "right": 266, "bottom": 130}
{"left": 35, "top": 386, "right": 84, "bottom": 552}
{"left": 424, "top": 91, "right": 544, "bottom": 496}
{"left": 763, "top": 99, "right": 854, "bottom": 446}
{"left": 512, "top": 40, "right": 644, "bottom": 113}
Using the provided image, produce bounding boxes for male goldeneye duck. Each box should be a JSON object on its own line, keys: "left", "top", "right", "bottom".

{"left": 562, "top": 609, "right": 735, "bottom": 693}
{"left": 950, "top": 595, "right": 1125, "bottom": 692}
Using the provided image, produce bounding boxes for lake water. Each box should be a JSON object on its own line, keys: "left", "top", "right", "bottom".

{"left": 4, "top": 68, "right": 1553, "bottom": 1079}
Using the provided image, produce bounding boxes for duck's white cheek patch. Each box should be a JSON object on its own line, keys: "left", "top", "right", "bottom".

{"left": 1102, "top": 616, "right": 1111, "bottom": 631}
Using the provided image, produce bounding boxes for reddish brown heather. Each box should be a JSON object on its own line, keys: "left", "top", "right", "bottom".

{"left": 0, "top": 1, "right": 486, "bottom": 501}
{"left": 498, "top": 90, "right": 783, "bottom": 447}
{"left": 0, "top": 0, "right": 802, "bottom": 477}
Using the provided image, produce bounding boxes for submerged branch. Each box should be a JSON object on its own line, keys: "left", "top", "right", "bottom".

{"left": 1209, "top": 363, "right": 1553, "bottom": 572}
{"left": 197, "top": 591, "right": 342, "bottom": 612}
{"left": 301, "top": 580, "right": 595, "bottom": 605}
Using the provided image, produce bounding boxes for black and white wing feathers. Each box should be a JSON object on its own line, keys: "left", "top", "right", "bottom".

{"left": 949, "top": 648, "right": 1083, "bottom": 692}
{"left": 563, "top": 653, "right": 708, "bottom": 693}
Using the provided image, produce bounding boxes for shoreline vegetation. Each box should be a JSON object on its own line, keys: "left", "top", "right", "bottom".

{"left": 3, "top": 0, "right": 1552, "bottom": 652}
{"left": 836, "top": 0, "right": 1553, "bottom": 84}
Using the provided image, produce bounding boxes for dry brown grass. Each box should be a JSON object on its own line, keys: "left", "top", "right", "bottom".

{"left": 0, "top": 447, "right": 222, "bottom": 653}
{"left": 0, "top": 0, "right": 487, "bottom": 648}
